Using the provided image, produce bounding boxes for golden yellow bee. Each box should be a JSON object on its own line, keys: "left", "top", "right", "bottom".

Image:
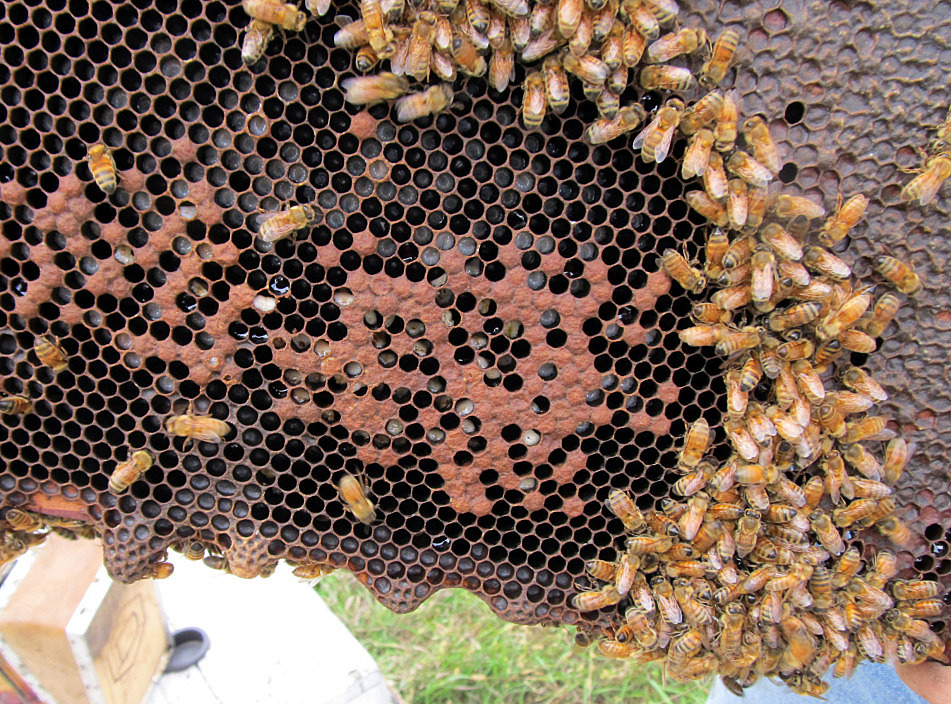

{"left": 562, "top": 52, "right": 609, "bottom": 86}
{"left": 182, "top": 541, "right": 205, "bottom": 561}
{"left": 725, "top": 369, "right": 747, "bottom": 418}
{"left": 638, "top": 65, "right": 695, "bottom": 92}
{"left": 843, "top": 415, "right": 888, "bottom": 444}
{"left": 361, "top": 0, "right": 394, "bottom": 56}
{"left": 726, "top": 150, "right": 774, "bottom": 189}
{"left": 734, "top": 509, "right": 760, "bottom": 558}
{"left": 604, "top": 489, "right": 644, "bottom": 531}
{"left": 676, "top": 495, "right": 708, "bottom": 541}
{"left": 568, "top": 7, "right": 593, "bottom": 55}
{"left": 640, "top": 0, "right": 677, "bottom": 24}
{"left": 700, "top": 29, "right": 739, "bottom": 87}
{"left": 749, "top": 246, "right": 774, "bottom": 308}
{"left": 681, "top": 90, "right": 723, "bottom": 135}
{"left": 902, "top": 599, "right": 943, "bottom": 618}
{"left": 771, "top": 193, "right": 826, "bottom": 221}
{"left": 599, "top": 19, "right": 623, "bottom": 69}
{"left": 759, "top": 222, "right": 803, "bottom": 262}
{"left": 0, "top": 395, "right": 31, "bottom": 415}
{"left": 876, "top": 516, "right": 912, "bottom": 547}
{"left": 110, "top": 449, "right": 153, "bottom": 493}
{"left": 874, "top": 254, "right": 921, "bottom": 295}
{"left": 341, "top": 72, "right": 410, "bottom": 105}
{"left": 333, "top": 17, "right": 369, "bottom": 49}
{"left": 242, "top": 0, "right": 306, "bottom": 30}
{"left": 685, "top": 189, "right": 728, "bottom": 227}
{"left": 716, "top": 325, "right": 761, "bottom": 357}
{"left": 714, "top": 88, "right": 740, "bottom": 152}
{"left": 721, "top": 236, "right": 752, "bottom": 269}
{"left": 584, "top": 105, "right": 645, "bottom": 144}
{"left": 487, "top": 38, "right": 515, "bottom": 91}
{"left": 702, "top": 151, "right": 728, "bottom": 200}
{"left": 585, "top": 558, "right": 616, "bottom": 582}
{"left": 395, "top": 84, "right": 453, "bottom": 124}
{"left": 257, "top": 204, "right": 319, "bottom": 243}
{"left": 835, "top": 329, "right": 875, "bottom": 354}
{"left": 306, "top": 0, "right": 331, "bottom": 16}
{"left": 626, "top": 534, "right": 673, "bottom": 554}
{"left": 815, "top": 193, "right": 868, "bottom": 247}
{"left": 802, "top": 245, "right": 851, "bottom": 280}
{"left": 820, "top": 287, "right": 872, "bottom": 340}
{"left": 242, "top": 19, "right": 275, "bottom": 66}
{"left": 292, "top": 563, "right": 336, "bottom": 581}
{"left": 767, "top": 301, "right": 820, "bottom": 332}
{"left": 338, "top": 472, "right": 376, "bottom": 524}
{"left": 711, "top": 283, "right": 751, "bottom": 311}
{"left": 403, "top": 11, "right": 436, "bottom": 81}
{"left": 148, "top": 562, "right": 174, "bottom": 579}
{"left": 662, "top": 247, "right": 705, "bottom": 294}
{"left": 745, "top": 116, "right": 789, "bottom": 182}
{"left": 465, "top": 0, "right": 490, "bottom": 32}
{"left": 626, "top": 0, "right": 658, "bottom": 39}
{"left": 86, "top": 143, "right": 118, "bottom": 195}
{"left": 681, "top": 127, "right": 715, "bottom": 178}
{"left": 809, "top": 510, "right": 845, "bottom": 555}
{"left": 35, "top": 335, "right": 68, "bottom": 372}
{"left": 573, "top": 585, "right": 621, "bottom": 611}
{"left": 901, "top": 151, "right": 951, "bottom": 205}
{"left": 645, "top": 27, "right": 705, "bottom": 63}
{"left": 5, "top": 509, "right": 43, "bottom": 532}
{"left": 726, "top": 178, "right": 748, "bottom": 229}
{"left": 595, "top": 89, "right": 619, "bottom": 119}
{"left": 863, "top": 291, "right": 901, "bottom": 338}
{"left": 678, "top": 323, "right": 728, "bottom": 347}
{"left": 521, "top": 70, "right": 547, "bottom": 129}
{"left": 165, "top": 413, "right": 231, "bottom": 443}
{"left": 883, "top": 437, "right": 908, "bottom": 486}
{"left": 892, "top": 579, "right": 941, "bottom": 601}
{"left": 355, "top": 45, "right": 380, "bottom": 73}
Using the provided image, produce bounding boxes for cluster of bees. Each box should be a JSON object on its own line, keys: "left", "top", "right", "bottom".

{"left": 552, "top": 8, "right": 947, "bottom": 698}
{"left": 240, "top": 0, "right": 738, "bottom": 128}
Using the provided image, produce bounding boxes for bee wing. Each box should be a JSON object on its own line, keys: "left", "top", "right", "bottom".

{"left": 904, "top": 171, "right": 942, "bottom": 205}
{"left": 334, "top": 14, "right": 356, "bottom": 27}
{"left": 725, "top": 87, "right": 742, "bottom": 116}
{"left": 631, "top": 113, "right": 661, "bottom": 150}
{"left": 653, "top": 123, "right": 676, "bottom": 164}
{"left": 258, "top": 213, "right": 298, "bottom": 241}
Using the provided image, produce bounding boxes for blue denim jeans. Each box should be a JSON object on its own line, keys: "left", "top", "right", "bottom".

{"left": 706, "top": 663, "right": 929, "bottom": 704}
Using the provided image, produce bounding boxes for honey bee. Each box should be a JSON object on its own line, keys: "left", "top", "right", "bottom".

{"left": 510, "top": 14, "right": 531, "bottom": 51}
{"left": 816, "top": 402, "right": 846, "bottom": 437}
{"left": 538, "top": 55, "right": 569, "bottom": 115}
{"left": 673, "top": 464, "right": 713, "bottom": 497}
{"left": 725, "top": 370, "right": 748, "bottom": 418}
{"left": 258, "top": 204, "right": 319, "bottom": 243}
{"left": 749, "top": 247, "right": 774, "bottom": 308}
{"left": 681, "top": 129, "right": 714, "bottom": 179}
{"left": 662, "top": 247, "right": 705, "bottom": 294}
{"left": 820, "top": 287, "right": 872, "bottom": 339}
{"left": 242, "top": 0, "right": 307, "bottom": 30}
{"left": 292, "top": 563, "right": 336, "bottom": 581}
{"left": 491, "top": 0, "right": 530, "bottom": 18}
{"left": 182, "top": 541, "right": 205, "bottom": 561}
{"left": 717, "top": 603, "right": 745, "bottom": 657}
{"left": 862, "top": 291, "right": 901, "bottom": 338}
{"left": 768, "top": 301, "right": 820, "bottom": 332}
{"left": 745, "top": 404, "right": 776, "bottom": 444}
{"left": 802, "top": 245, "right": 851, "bottom": 280}
{"left": 395, "top": 84, "right": 453, "bottom": 123}
{"left": 568, "top": 8, "right": 594, "bottom": 55}
{"left": 466, "top": 0, "right": 490, "bottom": 33}
{"left": 0, "top": 395, "right": 31, "bottom": 415}
{"left": 711, "top": 284, "right": 752, "bottom": 310}
{"left": 554, "top": 0, "right": 581, "bottom": 37}
{"left": 109, "top": 449, "right": 153, "bottom": 493}
{"left": 901, "top": 152, "right": 951, "bottom": 205}
{"left": 809, "top": 510, "right": 845, "bottom": 555}
{"left": 341, "top": 72, "right": 410, "bottom": 106}
{"left": 770, "top": 193, "right": 825, "bottom": 221}
{"left": 626, "top": 535, "right": 674, "bottom": 554}
{"left": 334, "top": 17, "right": 369, "bottom": 49}
{"left": 35, "top": 335, "right": 68, "bottom": 372}
{"left": 604, "top": 489, "right": 645, "bottom": 531}
{"left": 354, "top": 45, "right": 380, "bottom": 73}
{"left": 726, "top": 151, "right": 774, "bottom": 189}
{"left": 714, "top": 89, "right": 740, "bottom": 152}
{"left": 815, "top": 193, "right": 868, "bottom": 247}
{"left": 586, "top": 558, "right": 616, "bottom": 581}
{"left": 598, "top": 20, "right": 623, "bottom": 69}
{"left": 843, "top": 415, "right": 888, "bottom": 444}
{"left": 148, "top": 562, "right": 174, "bottom": 579}
{"left": 893, "top": 579, "right": 941, "bottom": 601}
{"left": 645, "top": 27, "right": 705, "bottom": 63}
{"left": 686, "top": 189, "right": 728, "bottom": 227}
{"left": 883, "top": 437, "right": 908, "bottom": 486}
{"left": 5, "top": 510, "right": 42, "bottom": 532}
{"left": 638, "top": 65, "right": 695, "bottom": 92}
{"left": 521, "top": 70, "right": 547, "bottom": 129}
{"left": 837, "top": 328, "right": 876, "bottom": 354}
{"left": 759, "top": 222, "right": 803, "bottom": 262}
{"left": 702, "top": 226, "right": 729, "bottom": 276}
{"left": 430, "top": 51, "right": 457, "bottom": 81}
{"left": 675, "top": 93, "right": 720, "bottom": 141}
{"left": 677, "top": 417, "right": 710, "bottom": 471}
{"left": 86, "top": 143, "right": 118, "bottom": 195}
{"left": 700, "top": 29, "right": 739, "bottom": 87}
{"left": 874, "top": 254, "right": 921, "bottom": 295}
{"left": 583, "top": 105, "right": 646, "bottom": 145}
{"left": 716, "top": 325, "right": 761, "bottom": 357}
{"left": 573, "top": 584, "right": 622, "bottom": 610}
{"left": 877, "top": 516, "right": 912, "bottom": 547}
{"left": 724, "top": 178, "right": 747, "bottom": 229}
{"left": 562, "top": 53, "right": 609, "bottom": 86}
{"left": 832, "top": 497, "right": 878, "bottom": 527}
{"left": 595, "top": 89, "right": 620, "bottom": 119}
{"left": 677, "top": 494, "right": 708, "bottom": 541}
{"left": 165, "top": 412, "right": 232, "bottom": 443}
{"left": 902, "top": 599, "right": 943, "bottom": 618}
{"left": 339, "top": 472, "right": 376, "bottom": 524}
{"left": 649, "top": 576, "right": 682, "bottom": 625}
{"left": 702, "top": 151, "right": 728, "bottom": 200}
{"left": 451, "top": 35, "right": 488, "bottom": 76}
{"left": 734, "top": 508, "right": 760, "bottom": 558}
{"left": 850, "top": 477, "right": 892, "bottom": 500}
{"left": 592, "top": 0, "right": 617, "bottom": 40}
{"left": 241, "top": 19, "right": 275, "bottom": 66}
{"left": 403, "top": 12, "right": 436, "bottom": 81}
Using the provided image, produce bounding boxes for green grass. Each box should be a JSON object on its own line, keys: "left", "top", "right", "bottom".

{"left": 316, "top": 572, "right": 709, "bottom": 704}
